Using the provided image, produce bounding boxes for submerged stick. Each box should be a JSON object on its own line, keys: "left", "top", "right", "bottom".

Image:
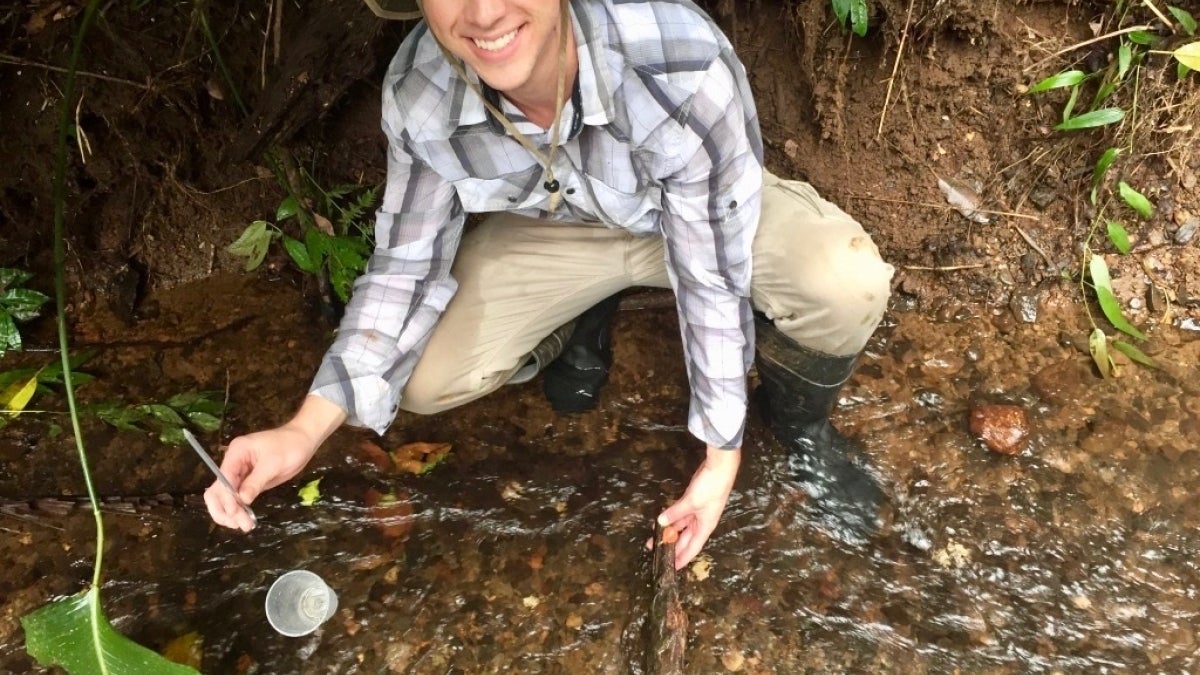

{"left": 649, "top": 523, "right": 686, "bottom": 675}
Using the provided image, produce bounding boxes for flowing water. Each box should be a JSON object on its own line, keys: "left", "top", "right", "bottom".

{"left": 1, "top": 277, "right": 1198, "bottom": 674}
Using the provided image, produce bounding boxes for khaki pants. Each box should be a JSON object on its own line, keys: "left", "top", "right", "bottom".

{"left": 402, "top": 171, "right": 894, "bottom": 414}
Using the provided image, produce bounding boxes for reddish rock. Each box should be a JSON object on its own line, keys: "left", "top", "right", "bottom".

{"left": 969, "top": 405, "right": 1030, "bottom": 455}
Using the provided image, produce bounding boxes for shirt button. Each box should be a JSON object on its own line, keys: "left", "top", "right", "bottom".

{"left": 507, "top": 196, "right": 518, "bottom": 203}
{"left": 566, "top": 188, "right": 576, "bottom": 195}
{"left": 729, "top": 200, "right": 738, "bottom": 209}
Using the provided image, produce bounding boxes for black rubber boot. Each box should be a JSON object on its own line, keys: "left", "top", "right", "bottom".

{"left": 755, "top": 314, "right": 884, "bottom": 543}
{"left": 543, "top": 293, "right": 623, "bottom": 413}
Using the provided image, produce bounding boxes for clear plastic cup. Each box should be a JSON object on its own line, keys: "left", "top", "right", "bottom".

{"left": 264, "top": 570, "right": 339, "bottom": 637}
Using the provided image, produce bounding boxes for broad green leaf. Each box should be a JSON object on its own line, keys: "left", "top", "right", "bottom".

{"left": 0, "top": 268, "right": 33, "bottom": 291}
{"left": 1091, "top": 80, "right": 1118, "bottom": 108}
{"left": 1118, "top": 181, "right": 1154, "bottom": 218}
{"left": 186, "top": 411, "right": 221, "bottom": 432}
{"left": 0, "top": 313, "right": 20, "bottom": 354}
{"left": 1091, "top": 147, "right": 1121, "bottom": 204}
{"left": 1112, "top": 340, "right": 1157, "bottom": 367}
{"left": 1181, "top": 62, "right": 1193, "bottom": 79}
{"left": 141, "top": 404, "right": 185, "bottom": 427}
{"left": 1089, "top": 328, "right": 1115, "bottom": 378}
{"left": 305, "top": 228, "right": 331, "bottom": 266}
{"left": 1175, "top": 41, "right": 1200, "bottom": 70}
{"left": 275, "top": 195, "right": 300, "bottom": 222}
{"left": 1128, "top": 30, "right": 1159, "bottom": 45}
{"left": 1029, "top": 69, "right": 1086, "bottom": 93}
{"left": 2, "top": 288, "right": 51, "bottom": 320}
{"left": 1169, "top": 6, "right": 1197, "bottom": 36}
{"left": 22, "top": 586, "right": 199, "bottom": 675}
{"left": 1089, "top": 254, "right": 1147, "bottom": 341}
{"left": 227, "top": 221, "right": 275, "bottom": 271}
{"left": 299, "top": 477, "right": 323, "bottom": 506}
{"left": 1107, "top": 221, "right": 1132, "bottom": 254}
{"left": 832, "top": 0, "right": 851, "bottom": 24}
{"left": 159, "top": 426, "right": 187, "bottom": 446}
{"left": 94, "top": 403, "right": 146, "bottom": 432}
{"left": 849, "top": 0, "right": 869, "bottom": 36}
{"left": 1, "top": 373, "right": 39, "bottom": 416}
{"left": 282, "top": 235, "right": 318, "bottom": 273}
{"left": 1055, "top": 107, "right": 1126, "bottom": 131}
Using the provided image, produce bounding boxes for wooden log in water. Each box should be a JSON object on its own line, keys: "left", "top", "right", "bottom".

{"left": 649, "top": 523, "right": 686, "bottom": 675}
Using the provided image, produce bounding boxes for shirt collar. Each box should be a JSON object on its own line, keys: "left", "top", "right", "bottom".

{"left": 450, "top": 0, "right": 614, "bottom": 132}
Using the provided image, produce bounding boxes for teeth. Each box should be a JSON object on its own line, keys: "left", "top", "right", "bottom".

{"left": 473, "top": 29, "right": 517, "bottom": 52}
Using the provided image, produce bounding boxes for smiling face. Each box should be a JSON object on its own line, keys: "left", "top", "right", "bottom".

{"left": 422, "top": 0, "right": 574, "bottom": 113}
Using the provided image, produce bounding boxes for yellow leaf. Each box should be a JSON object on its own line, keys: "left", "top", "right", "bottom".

{"left": 161, "top": 631, "right": 204, "bottom": 669}
{"left": 298, "top": 477, "right": 322, "bottom": 506}
{"left": 1176, "top": 42, "right": 1200, "bottom": 70}
{"left": 1, "top": 373, "right": 39, "bottom": 416}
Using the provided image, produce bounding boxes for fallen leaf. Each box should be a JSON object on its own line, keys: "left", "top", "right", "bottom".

{"left": 364, "top": 488, "right": 414, "bottom": 540}
{"left": 721, "top": 650, "right": 745, "bottom": 672}
{"left": 937, "top": 176, "right": 990, "bottom": 223}
{"left": 161, "top": 631, "right": 203, "bottom": 669}
{"left": 689, "top": 555, "right": 712, "bottom": 581}
{"left": 356, "top": 440, "right": 394, "bottom": 473}
{"left": 522, "top": 595, "right": 541, "bottom": 609}
{"left": 390, "top": 442, "right": 452, "bottom": 475}
{"left": 565, "top": 613, "right": 583, "bottom": 629}
{"left": 298, "top": 477, "right": 322, "bottom": 506}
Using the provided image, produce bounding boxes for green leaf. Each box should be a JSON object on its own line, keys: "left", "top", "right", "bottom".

{"left": 1118, "top": 42, "right": 1132, "bottom": 79}
{"left": 0, "top": 313, "right": 20, "bottom": 354}
{"left": 22, "top": 587, "right": 199, "bottom": 674}
{"left": 159, "top": 426, "right": 188, "bottom": 446}
{"left": 282, "top": 235, "right": 319, "bottom": 273}
{"left": 1106, "top": 221, "right": 1132, "bottom": 254}
{"left": 186, "top": 411, "right": 221, "bottom": 432}
{"left": 1181, "top": 61, "right": 1193, "bottom": 79}
{"left": 1112, "top": 340, "right": 1157, "bottom": 368}
{"left": 1128, "top": 30, "right": 1160, "bottom": 45}
{"left": 1118, "top": 181, "right": 1154, "bottom": 218}
{"left": 299, "top": 477, "right": 322, "bottom": 506}
{"left": 1091, "top": 80, "right": 1118, "bottom": 108}
{"left": 1, "top": 373, "right": 40, "bottom": 416}
{"left": 1029, "top": 69, "right": 1087, "bottom": 93}
{"left": 1089, "top": 254, "right": 1147, "bottom": 341}
{"left": 850, "top": 0, "right": 869, "bottom": 36}
{"left": 227, "top": 221, "right": 275, "bottom": 271}
{"left": 2, "top": 288, "right": 51, "bottom": 321}
{"left": 141, "top": 404, "right": 186, "bottom": 427}
{"left": 831, "top": 0, "right": 851, "bottom": 24}
{"left": 1054, "top": 107, "right": 1126, "bottom": 131}
{"left": 1062, "top": 84, "right": 1081, "bottom": 123}
{"left": 305, "top": 228, "right": 331, "bottom": 266}
{"left": 1089, "top": 328, "right": 1115, "bottom": 378}
{"left": 1090, "top": 147, "right": 1121, "bottom": 204}
{"left": 1175, "top": 41, "right": 1200, "bottom": 70}
{"left": 275, "top": 195, "right": 301, "bottom": 222}
{"left": 1169, "top": 6, "right": 1197, "bottom": 36}
{"left": 94, "top": 403, "right": 147, "bottom": 432}
{"left": 0, "top": 268, "right": 34, "bottom": 291}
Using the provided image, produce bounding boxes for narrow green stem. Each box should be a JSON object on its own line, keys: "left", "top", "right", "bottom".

{"left": 52, "top": 1, "right": 108, "bottom": 671}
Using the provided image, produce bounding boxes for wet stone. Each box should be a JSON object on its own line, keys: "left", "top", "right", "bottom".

{"left": 1009, "top": 291, "right": 1040, "bottom": 324}
{"left": 1175, "top": 217, "right": 1198, "bottom": 245}
{"left": 968, "top": 404, "right": 1030, "bottom": 455}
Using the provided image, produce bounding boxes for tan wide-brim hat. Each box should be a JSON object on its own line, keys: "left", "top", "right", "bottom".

{"left": 363, "top": 0, "right": 422, "bottom": 20}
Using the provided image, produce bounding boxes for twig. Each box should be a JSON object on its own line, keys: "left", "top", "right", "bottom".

{"left": 0, "top": 53, "right": 152, "bottom": 90}
{"left": 1024, "top": 25, "right": 1152, "bottom": 73}
{"left": 649, "top": 522, "right": 686, "bottom": 675}
{"left": 901, "top": 263, "right": 988, "bottom": 271}
{"left": 1011, "top": 223, "right": 1057, "bottom": 269}
{"left": 272, "top": 0, "right": 283, "bottom": 65}
{"left": 1141, "top": 0, "right": 1174, "bottom": 33}
{"left": 877, "top": 0, "right": 915, "bottom": 138}
{"left": 260, "top": 0, "right": 273, "bottom": 89}
{"left": 844, "top": 194, "right": 1043, "bottom": 221}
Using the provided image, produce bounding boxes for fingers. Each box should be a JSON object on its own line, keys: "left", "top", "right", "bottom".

{"left": 204, "top": 482, "right": 252, "bottom": 532}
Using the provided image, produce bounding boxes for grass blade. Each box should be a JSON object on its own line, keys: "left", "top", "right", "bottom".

{"left": 1089, "top": 254, "right": 1147, "bottom": 341}
{"left": 1089, "top": 328, "right": 1115, "bottom": 378}
{"left": 1169, "top": 6, "right": 1197, "bottom": 36}
{"left": 1112, "top": 340, "right": 1157, "bottom": 368}
{"left": 1029, "top": 69, "right": 1087, "bottom": 93}
{"left": 1091, "top": 147, "right": 1121, "bottom": 204}
{"left": 1055, "top": 107, "right": 1126, "bottom": 131}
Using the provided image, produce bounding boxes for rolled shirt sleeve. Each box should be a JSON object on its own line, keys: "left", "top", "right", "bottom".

{"left": 659, "top": 55, "right": 763, "bottom": 450}
{"left": 309, "top": 86, "right": 465, "bottom": 434}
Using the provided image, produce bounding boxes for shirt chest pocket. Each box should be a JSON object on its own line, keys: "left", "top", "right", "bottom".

{"left": 453, "top": 165, "right": 543, "bottom": 213}
{"left": 582, "top": 175, "right": 662, "bottom": 233}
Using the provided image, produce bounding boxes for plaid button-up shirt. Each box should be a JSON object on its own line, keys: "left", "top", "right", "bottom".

{"left": 311, "top": 0, "right": 764, "bottom": 449}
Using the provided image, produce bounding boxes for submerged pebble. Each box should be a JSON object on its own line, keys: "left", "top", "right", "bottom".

{"left": 968, "top": 404, "right": 1030, "bottom": 455}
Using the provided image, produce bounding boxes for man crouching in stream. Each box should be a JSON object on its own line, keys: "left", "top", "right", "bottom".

{"left": 205, "top": 0, "right": 895, "bottom": 569}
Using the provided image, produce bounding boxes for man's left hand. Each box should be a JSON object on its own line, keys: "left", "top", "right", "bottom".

{"left": 653, "top": 445, "right": 741, "bottom": 570}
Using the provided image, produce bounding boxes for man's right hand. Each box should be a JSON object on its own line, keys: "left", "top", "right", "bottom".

{"left": 204, "top": 395, "right": 347, "bottom": 531}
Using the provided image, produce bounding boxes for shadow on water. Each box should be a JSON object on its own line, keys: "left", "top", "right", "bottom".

{"left": 2, "top": 284, "right": 1199, "bottom": 673}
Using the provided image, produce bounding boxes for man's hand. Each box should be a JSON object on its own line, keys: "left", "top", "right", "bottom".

{"left": 653, "top": 445, "right": 741, "bottom": 570}
{"left": 204, "top": 395, "right": 345, "bottom": 531}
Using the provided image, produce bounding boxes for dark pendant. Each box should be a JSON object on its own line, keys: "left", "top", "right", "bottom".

{"left": 544, "top": 179, "right": 560, "bottom": 193}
